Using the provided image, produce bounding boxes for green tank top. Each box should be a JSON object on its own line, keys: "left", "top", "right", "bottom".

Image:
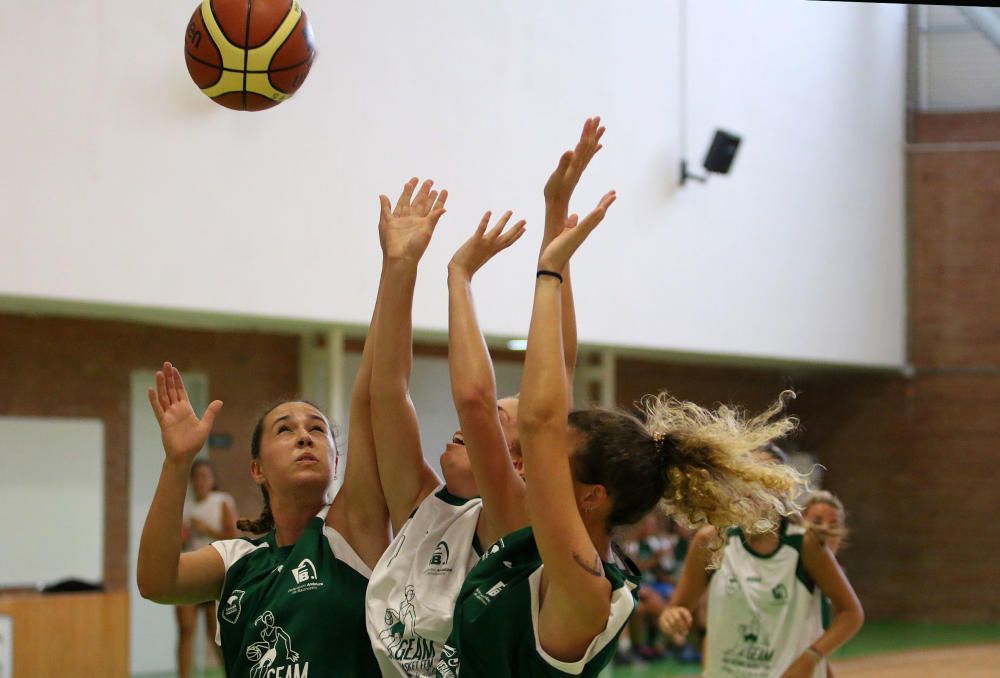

{"left": 435, "top": 527, "right": 640, "bottom": 677}
{"left": 214, "top": 512, "right": 381, "bottom": 677}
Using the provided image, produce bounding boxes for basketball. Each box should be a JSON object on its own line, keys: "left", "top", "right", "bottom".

{"left": 184, "top": 0, "right": 315, "bottom": 111}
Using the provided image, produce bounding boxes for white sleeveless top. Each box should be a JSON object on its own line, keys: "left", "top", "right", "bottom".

{"left": 182, "top": 491, "right": 236, "bottom": 552}
{"left": 366, "top": 486, "right": 483, "bottom": 677}
{"left": 705, "top": 521, "right": 826, "bottom": 678}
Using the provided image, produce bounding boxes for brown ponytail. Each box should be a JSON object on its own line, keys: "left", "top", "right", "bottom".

{"left": 235, "top": 404, "right": 278, "bottom": 535}
{"left": 237, "top": 486, "right": 274, "bottom": 535}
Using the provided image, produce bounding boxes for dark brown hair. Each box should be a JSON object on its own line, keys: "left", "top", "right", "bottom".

{"left": 568, "top": 392, "right": 807, "bottom": 562}
{"left": 235, "top": 400, "right": 331, "bottom": 535}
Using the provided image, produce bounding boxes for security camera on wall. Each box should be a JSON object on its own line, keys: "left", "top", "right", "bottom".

{"left": 680, "top": 129, "right": 742, "bottom": 186}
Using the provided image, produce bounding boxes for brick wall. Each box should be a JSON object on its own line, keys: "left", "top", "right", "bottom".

{"left": 613, "top": 111, "right": 1000, "bottom": 622}
{"left": 0, "top": 313, "right": 299, "bottom": 591}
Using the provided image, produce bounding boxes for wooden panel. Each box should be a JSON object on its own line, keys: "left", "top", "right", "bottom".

{"left": 911, "top": 111, "right": 1000, "bottom": 143}
{"left": 0, "top": 592, "right": 128, "bottom": 677}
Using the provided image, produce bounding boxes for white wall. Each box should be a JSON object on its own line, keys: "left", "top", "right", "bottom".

{"left": 0, "top": 417, "right": 103, "bottom": 588}
{"left": 0, "top": 0, "right": 906, "bottom": 367}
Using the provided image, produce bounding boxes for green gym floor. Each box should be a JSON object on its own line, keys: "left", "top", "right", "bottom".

{"left": 609, "top": 622, "right": 1000, "bottom": 678}
{"left": 140, "top": 622, "right": 1000, "bottom": 677}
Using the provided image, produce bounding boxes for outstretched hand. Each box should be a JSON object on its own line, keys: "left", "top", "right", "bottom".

{"left": 147, "top": 362, "right": 222, "bottom": 465}
{"left": 448, "top": 211, "right": 527, "bottom": 280}
{"left": 544, "top": 117, "right": 605, "bottom": 236}
{"left": 378, "top": 177, "right": 448, "bottom": 263}
{"left": 537, "top": 191, "right": 616, "bottom": 273}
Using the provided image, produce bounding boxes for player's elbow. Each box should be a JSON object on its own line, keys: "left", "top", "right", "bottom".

{"left": 136, "top": 576, "right": 169, "bottom": 603}
{"left": 452, "top": 386, "right": 496, "bottom": 415}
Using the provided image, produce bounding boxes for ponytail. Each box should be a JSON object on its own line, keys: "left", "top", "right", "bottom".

{"left": 237, "top": 485, "right": 274, "bottom": 535}
{"left": 569, "top": 391, "right": 808, "bottom": 566}
{"left": 642, "top": 391, "right": 807, "bottom": 562}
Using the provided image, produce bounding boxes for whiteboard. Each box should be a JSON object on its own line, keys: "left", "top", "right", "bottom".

{"left": 0, "top": 417, "right": 104, "bottom": 588}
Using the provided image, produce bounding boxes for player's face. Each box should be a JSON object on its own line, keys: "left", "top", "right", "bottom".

{"left": 190, "top": 464, "right": 215, "bottom": 500}
{"left": 804, "top": 502, "right": 843, "bottom": 554}
{"left": 497, "top": 397, "right": 520, "bottom": 454}
{"left": 255, "top": 402, "right": 334, "bottom": 498}
{"left": 440, "top": 430, "right": 474, "bottom": 488}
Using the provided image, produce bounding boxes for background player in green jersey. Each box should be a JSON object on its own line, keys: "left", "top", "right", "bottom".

{"left": 136, "top": 263, "right": 392, "bottom": 676}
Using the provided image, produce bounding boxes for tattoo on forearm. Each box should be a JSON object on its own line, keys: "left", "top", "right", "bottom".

{"left": 572, "top": 551, "right": 603, "bottom": 577}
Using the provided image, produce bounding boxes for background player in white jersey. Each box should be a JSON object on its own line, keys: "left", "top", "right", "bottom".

{"left": 365, "top": 118, "right": 604, "bottom": 676}
{"left": 176, "top": 458, "right": 237, "bottom": 678}
{"left": 802, "top": 489, "right": 850, "bottom": 678}
{"left": 659, "top": 450, "right": 864, "bottom": 678}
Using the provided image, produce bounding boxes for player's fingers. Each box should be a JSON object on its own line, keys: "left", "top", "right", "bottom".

{"left": 487, "top": 211, "right": 513, "bottom": 240}
{"left": 424, "top": 190, "right": 439, "bottom": 217}
{"left": 413, "top": 179, "right": 434, "bottom": 214}
{"left": 172, "top": 365, "right": 189, "bottom": 403}
{"left": 428, "top": 207, "right": 447, "bottom": 228}
{"left": 395, "top": 177, "right": 419, "bottom": 215}
{"left": 147, "top": 388, "right": 165, "bottom": 422}
{"left": 379, "top": 195, "right": 392, "bottom": 225}
{"left": 499, "top": 220, "right": 527, "bottom": 248}
{"left": 476, "top": 211, "right": 492, "bottom": 236}
{"left": 201, "top": 400, "right": 224, "bottom": 430}
{"left": 155, "top": 368, "right": 169, "bottom": 409}
{"left": 432, "top": 189, "right": 448, "bottom": 213}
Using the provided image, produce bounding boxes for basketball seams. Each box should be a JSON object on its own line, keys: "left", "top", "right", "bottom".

{"left": 187, "top": 0, "right": 314, "bottom": 110}
{"left": 242, "top": 0, "right": 252, "bottom": 111}
{"left": 185, "top": 50, "right": 312, "bottom": 75}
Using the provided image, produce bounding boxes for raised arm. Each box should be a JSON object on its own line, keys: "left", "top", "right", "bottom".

{"left": 370, "top": 178, "right": 449, "bottom": 532}
{"left": 137, "top": 362, "right": 226, "bottom": 604}
{"left": 542, "top": 117, "right": 606, "bottom": 390}
{"left": 519, "top": 192, "right": 616, "bottom": 659}
{"left": 447, "top": 211, "right": 528, "bottom": 542}
{"left": 327, "top": 247, "right": 392, "bottom": 569}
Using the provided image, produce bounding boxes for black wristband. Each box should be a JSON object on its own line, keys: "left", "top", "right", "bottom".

{"left": 536, "top": 269, "right": 564, "bottom": 284}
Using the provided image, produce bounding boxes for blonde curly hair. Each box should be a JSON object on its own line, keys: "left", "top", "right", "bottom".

{"left": 569, "top": 391, "right": 808, "bottom": 566}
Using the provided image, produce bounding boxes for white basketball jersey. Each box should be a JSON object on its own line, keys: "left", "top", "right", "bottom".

{"left": 705, "top": 521, "right": 825, "bottom": 678}
{"left": 366, "top": 486, "right": 484, "bottom": 677}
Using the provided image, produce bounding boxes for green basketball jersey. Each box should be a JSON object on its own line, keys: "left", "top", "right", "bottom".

{"left": 212, "top": 509, "right": 381, "bottom": 677}
{"left": 434, "top": 526, "right": 640, "bottom": 678}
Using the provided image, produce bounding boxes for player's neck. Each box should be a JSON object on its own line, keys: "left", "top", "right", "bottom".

{"left": 269, "top": 494, "right": 325, "bottom": 546}
{"left": 745, "top": 531, "right": 780, "bottom": 554}
{"left": 584, "top": 514, "right": 612, "bottom": 562}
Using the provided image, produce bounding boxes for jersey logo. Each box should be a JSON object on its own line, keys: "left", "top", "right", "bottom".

{"left": 293, "top": 558, "right": 318, "bottom": 584}
{"left": 246, "top": 610, "right": 309, "bottom": 678}
{"left": 725, "top": 576, "right": 742, "bottom": 595}
{"left": 377, "top": 585, "right": 437, "bottom": 674}
{"left": 722, "top": 613, "right": 775, "bottom": 671}
{"left": 473, "top": 580, "right": 506, "bottom": 606}
{"left": 287, "top": 559, "right": 324, "bottom": 595}
{"left": 771, "top": 583, "right": 788, "bottom": 601}
{"left": 424, "top": 541, "right": 454, "bottom": 576}
{"left": 222, "top": 589, "right": 245, "bottom": 624}
{"left": 430, "top": 541, "right": 450, "bottom": 566}
{"left": 482, "top": 538, "right": 504, "bottom": 559}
